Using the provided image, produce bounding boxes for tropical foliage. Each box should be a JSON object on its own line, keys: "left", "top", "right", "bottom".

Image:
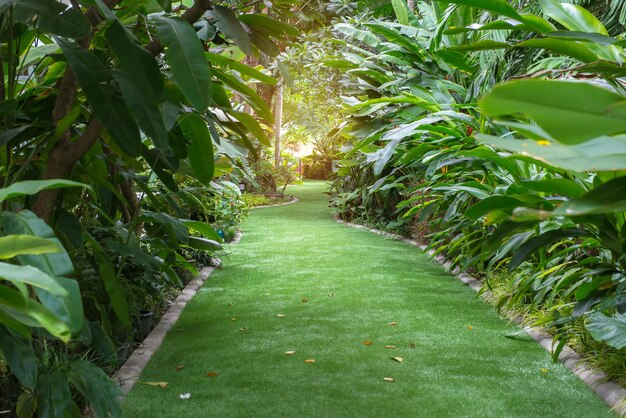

{"left": 0, "top": 0, "right": 300, "bottom": 415}
{"left": 329, "top": 0, "right": 626, "bottom": 379}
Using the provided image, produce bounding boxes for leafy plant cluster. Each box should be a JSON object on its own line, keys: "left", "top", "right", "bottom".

{"left": 329, "top": 0, "right": 626, "bottom": 377}
{"left": 0, "top": 0, "right": 301, "bottom": 415}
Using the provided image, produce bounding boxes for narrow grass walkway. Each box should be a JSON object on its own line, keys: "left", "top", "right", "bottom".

{"left": 123, "top": 181, "right": 611, "bottom": 417}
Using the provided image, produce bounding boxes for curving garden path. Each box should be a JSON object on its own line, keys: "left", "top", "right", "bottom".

{"left": 123, "top": 181, "right": 612, "bottom": 417}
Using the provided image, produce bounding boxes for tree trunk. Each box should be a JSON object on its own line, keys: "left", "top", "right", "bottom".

{"left": 32, "top": 0, "right": 213, "bottom": 222}
{"left": 273, "top": 82, "right": 283, "bottom": 167}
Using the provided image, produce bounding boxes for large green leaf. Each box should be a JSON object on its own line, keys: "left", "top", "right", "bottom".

{"left": 586, "top": 312, "right": 626, "bottom": 349}
{"left": 12, "top": 0, "right": 90, "bottom": 38}
{"left": 0, "top": 262, "right": 67, "bottom": 296}
{"left": 153, "top": 16, "right": 212, "bottom": 111}
{"left": 106, "top": 20, "right": 164, "bottom": 103}
{"left": 180, "top": 220, "right": 223, "bottom": 243}
{"left": 116, "top": 75, "right": 171, "bottom": 153}
{"left": 509, "top": 229, "right": 588, "bottom": 271}
{"left": 186, "top": 236, "right": 222, "bottom": 252}
{"left": 445, "top": 0, "right": 553, "bottom": 33}
{"left": 365, "top": 24, "right": 424, "bottom": 57}
{"left": 552, "top": 176, "right": 626, "bottom": 216}
{"left": 249, "top": 32, "right": 280, "bottom": 57}
{"left": 465, "top": 196, "right": 524, "bottom": 219}
{"left": 476, "top": 134, "right": 626, "bottom": 172}
{"left": 208, "top": 6, "right": 253, "bottom": 55}
{"left": 539, "top": 0, "right": 619, "bottom": 61}
{"left": 540, "top": 0, "right": 608, "bottom": 35}
{"left": 85, "top": 235, "right": 130, "bottom": 328}
{"left": 0, "top": 235, "right": 61, "bottom": 259}
{"left": 238, "top": 14, "right": 298, "bottom": 37}
{"left": 392, "top": 0, "right": 410, "bottom": 25}
{"left": 36, "top": 370, "right": 72, "bottom": 418}
{"left": 178, "top": 113, "right": 214, "bottom": 185}
{"left": 67, "top": 359, "right": 122, "bottom": 418}
{"left": 213, "top": 68, "right": 273, "bottom": 123}
{"left": 521, "top": 179, "right": 587, "bottom": 198}
{"left": 0, "top": 179, "right": 88, "bottom": 204}
{"left": 334, "top": 23, "right": 381, "bottom": 48}
{"left": 34, "top": 277, "right": 84, "bottom": 336}
{"left": 206, "top": 52, "right": 276, "bottom": 85}
{"left": 515, "top": 38, "right": 598, "bottom": 62}
{"left": 0, "top": 211, "right": 74, "bottom": 277}
{"left": 56, "top": 38, "right": 142, "bottom": 157}
{"left": 228, "top": 110, "right": 270, "bottom": 146}
{"left": 0, "top": 284, "right": 71, "bottom": 341}
{"left": 0, "top": 328, "right": 37, "bottom": 389}
{"left": 479, "top": 80, "right": 626, "bottom": 144}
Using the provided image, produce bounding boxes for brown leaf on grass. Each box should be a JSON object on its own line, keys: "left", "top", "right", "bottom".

{"left": 142, "top": 381, "right": 168, "bottom": 389}
{"left": 388, "top": 322, "right": 397, "bottom": 327}
{"left": 277, "top": 314, "right": 286, "bottom": 318}
{"left": 301, "top": 297, "right": 308, "bottom": 303}
{"left": 175, "top": 365, "right": 185, "bottom": 372}
{"left": 363, "top": 340, "right": 373, "bottom": 346}
{"left": 207, "top": 372, "right": 220, "bottom": 377}
{"left": 285, "top": 351, "right": 296, "bottom": 355}
{"left": 383, "top": 377, "right": 395, "bottom": 382}
{"left": 304, "top": 359, "right": 315, "bottom": 364}
{"left": 391, "top": 356, "right": 404, "bottom": 364}
{"left": 409, "top": 343, "right": 416, "bottom": 349}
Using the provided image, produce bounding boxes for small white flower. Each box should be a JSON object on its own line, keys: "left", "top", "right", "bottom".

{"left": 179, "top": 393, "right": 191, "bottom": 400}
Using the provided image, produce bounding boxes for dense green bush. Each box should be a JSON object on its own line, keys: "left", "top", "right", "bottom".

{"left": 329, "top": 0, "right": 626, "bottom": 376}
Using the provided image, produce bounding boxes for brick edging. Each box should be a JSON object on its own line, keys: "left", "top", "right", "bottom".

{"left": 335, "top": 217, "right": 626, "bottom": 416}
{"left": 251, "top": 197, "right": 299, "bottom": 209}
{"left": 113, "top": 231, "right": 244, "bottom": 397}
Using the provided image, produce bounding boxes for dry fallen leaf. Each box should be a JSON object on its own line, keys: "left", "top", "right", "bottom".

{"left": 301, "top": 297, "right": 308, "bottom": 303}
{"left": 175, "top": 365, "right": 185, "bottom": 372}
{"left": 363, "top": 340, "right": 373, "bottom": 346}
{"left": 385, "top": 345, "right": 396, "bottom": 349}
{"left": 207, "top": 372, "right": 220, "bottom": 377}
{"left": 388, "top": 322, "right": 397, "bottom": 327}
{"left": 231, "top": 317, "right": 237, "bottom": 321}
{"left": 384, "top": 377, "right": 395, "bottom": 383}
{"left": 467, "top": 325, "right": 474, "bottom": 331}
{"left": 142, "top": 381, "right": 168, "bottom": 389}
{"left": 304, "top": 359, "right": 315, "bottom": 364}
{"left": 277, "top": 314, "right": 286, "bottom": 318}
{"left": 409, "top": 343, "right": 416, "bottom": 349}
{"left": 285, "top": 351, "right": 296, "bottom": 355}
{"left": 391, "top": 356, "right": 404, "bottom": 364}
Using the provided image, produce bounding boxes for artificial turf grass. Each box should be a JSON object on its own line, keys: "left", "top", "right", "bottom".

{"left": 123, "top": 181, "right": 612, "bottom": 418}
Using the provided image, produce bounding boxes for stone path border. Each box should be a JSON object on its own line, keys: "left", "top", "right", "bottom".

{"left": 113, "top": 232, "right": 243, "bottom": 397}
{"left": 336, "top": 217, "right": 626, "bottom": 417}
{"left": 251, "top": 197, "right": 299, "bottom": 209}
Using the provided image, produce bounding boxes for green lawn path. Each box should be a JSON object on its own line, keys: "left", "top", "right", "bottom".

{"left": 123, "top": 181, "right": 612, "bottom": 417}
